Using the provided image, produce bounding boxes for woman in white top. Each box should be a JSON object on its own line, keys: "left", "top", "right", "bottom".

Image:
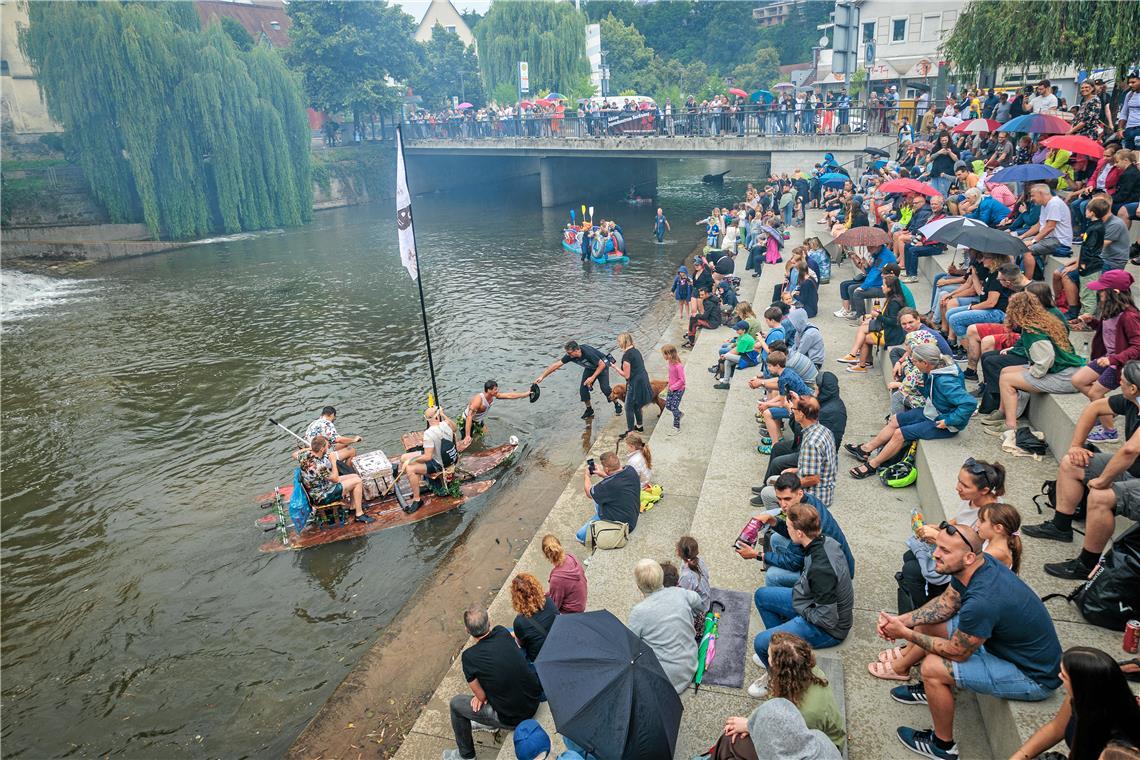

{"left": 625, "top": 433, "right": 653, "bottom": 484}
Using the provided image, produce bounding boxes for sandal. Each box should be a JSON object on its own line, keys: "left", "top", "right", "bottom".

{"left": 843, "top": 442, "right": 871, "bottom": 461}
{"left": 867, "top": 660, "right": 910, "bottom": 682}
{"left": 878, "top": 646, "right": 907, "bottom": 663}
{"left": 849, "top": 462, "right": 875, "bottom": 479}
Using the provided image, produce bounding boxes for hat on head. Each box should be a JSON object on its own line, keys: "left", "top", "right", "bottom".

{"left": 954, "top": 160, "right": 969, "bottom": 171}
{"left": 1088, "top": 270, "right": 1135, "bottom": 292}
{"left": 735, "top": 320, "right": 750, "bottom": 331}
{"left": 512, "top": 720, "right": 551, "bottom": 760}
{"left": 678, "top": 265, "right": 688, "bottom": 274}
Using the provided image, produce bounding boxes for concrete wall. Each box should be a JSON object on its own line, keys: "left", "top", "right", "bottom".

{"left": 539, "top": 156, "right": 657, "bottom": 208}
{"left": 404, "top": 153, "right": 541, "bottom": 198}
{"left": 0, "top": 0, "right": 63, "bottom": 134}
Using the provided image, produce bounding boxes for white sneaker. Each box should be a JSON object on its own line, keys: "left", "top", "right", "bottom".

{"left": 752, "top": 652, "right": 765, "bottom": 667}
{"left": 901, "top": 275, "right": 919, "bottom": 283}
{"left": 833, "top": 308, "right": 853, "bottom": 318}
{"left": 441, "top": 750, "right": 464, "bottom": 760}
{"left": 747, "top": 674, "right": 769, "bottom": 699}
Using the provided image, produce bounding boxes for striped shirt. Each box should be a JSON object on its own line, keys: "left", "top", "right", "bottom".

{"left": 799, "top": 421, "right": 837, "bottom": 508}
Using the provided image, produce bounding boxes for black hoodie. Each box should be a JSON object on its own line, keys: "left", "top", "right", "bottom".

{"left": 816, "top": 371, "right": 847, "bottom": 451}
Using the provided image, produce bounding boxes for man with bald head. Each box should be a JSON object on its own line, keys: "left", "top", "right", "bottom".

{"left": 876, "top": 523, "right": 1062, "bottom": 760}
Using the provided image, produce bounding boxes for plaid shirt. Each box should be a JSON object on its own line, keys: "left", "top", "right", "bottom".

{"left": 799, "top": 421, "right": 837, "bottom": 507}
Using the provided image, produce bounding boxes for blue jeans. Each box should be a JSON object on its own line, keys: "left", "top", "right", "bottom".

{"left": 764, "top": 534, "right": 801, "bottom": 588}
{"left": 783, "top": 203, "right": 794, "bottom": 226}
{"left": 563, "top": 737, "right": 595, "bottom": 759}
{"left": 575, "top": 503, "right": 600, "bottom": 544}
{"left": 904, "top": 243, "right": 943, "bottom": 277}
{"left": 947, "top": 616, "right": 1055, "bottom": 701}
{"left": 947, "top": 306, "right": 1004, "bottom": 339}
{"left": 1070, "top": 196, "right": 1091, "bottom": 234}
{"left": 928, "top": 272, "right": 957, "bottom": 312}
{"left": 753, "top": 586, "right": 841, "bottom": 666}
{"left": 936, "top": 295, "right": 977, "bottom": 324}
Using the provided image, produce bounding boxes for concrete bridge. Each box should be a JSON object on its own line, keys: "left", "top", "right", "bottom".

{"left": 404, "top": 133, "right": 896, "bottom": 207}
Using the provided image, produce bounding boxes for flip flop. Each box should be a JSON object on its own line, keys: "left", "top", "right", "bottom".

{"left": 867, "top": 660, "right": 910, "bottom": 682}
{"left": 878, "top": 646, "right": 907, "bottom": 663}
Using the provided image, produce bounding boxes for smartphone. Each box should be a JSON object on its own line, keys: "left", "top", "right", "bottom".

{"left": 587, "top": 458, "right": 596, "bottom": 474}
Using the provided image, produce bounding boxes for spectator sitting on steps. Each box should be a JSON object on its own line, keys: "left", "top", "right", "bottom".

{"left": 627, "top": 558, "right": 705, "bottom": 694}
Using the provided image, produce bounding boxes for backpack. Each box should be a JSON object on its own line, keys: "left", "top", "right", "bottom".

{"left": 1033, "top": 479, "right": 1088, "bottom": 526}
{"left": 1042, "top": 524, "right": 1140, "bottom": 630}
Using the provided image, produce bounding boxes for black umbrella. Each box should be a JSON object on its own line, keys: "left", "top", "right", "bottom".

{"left": 862, "top": 147, "right": 890, "bottom": 158}
{"left": 534, "top": 610, "right": 683, "bottom": 760}
{"left": 924, "top": 218, "right": 1028, "bottom": 256}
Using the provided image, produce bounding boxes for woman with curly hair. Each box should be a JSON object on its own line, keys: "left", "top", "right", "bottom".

{"left": 719, "top": 633, "right": 845, "bottom": 756}
{"left": 983, "top": 292, "right": 1085, "bottom": 447}
{"left": 509, "top": 572, "right": 558, "bottom": 662}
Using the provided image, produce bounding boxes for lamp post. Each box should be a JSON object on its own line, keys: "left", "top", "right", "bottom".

{"left": 600, "top": 49, "right": 609, "bottom": 97}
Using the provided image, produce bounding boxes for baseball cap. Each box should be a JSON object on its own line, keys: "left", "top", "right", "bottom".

{"left": 735, "top": 320, "right": 750, "bottom": 331}
{"left": 512, "top": 720, "right": 551, "bottom": 760}
{"left": 954, "top": 160, "right": 968, "bottom": 171}
{"left": 1087, "top": 270, "right": 1135, "bottom": 292}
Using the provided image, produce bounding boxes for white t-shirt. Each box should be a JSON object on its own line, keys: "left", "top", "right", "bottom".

{"left": 628, "top": 451, "right": 653, "bottom": 485}
{"left": 950, "top": 502, "right": 980, "bottom": 527}
{"left": 423, "top": 422, "right": 457, "bottom": 467}
{"left": 1029, "top": 93, "right": 1058, "bottom": 113}
{"left": 1040, "top": 195, "right": 1073, "bottom": 246}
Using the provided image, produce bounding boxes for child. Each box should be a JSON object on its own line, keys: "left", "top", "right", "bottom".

{"left": 794, "top": 196, "right": 805, "bottom": 227}
{"left": 976, "top": 502, "right": 1022, "bottom": 573}
{"left": 676, "top": 535, "right": 712, "bottom": 631}
{"left": 662, "top": 343, "right": 685, "bottom": 432}
{"left": 671, "top": 266, "right": 692, "bottom": 319}
{"left": 625, "top": 433, "right": 662, "bottom": 511}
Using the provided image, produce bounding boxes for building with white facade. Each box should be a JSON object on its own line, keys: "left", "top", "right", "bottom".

{"left": 585, "top": 23, "right": 602, "bottom": 95}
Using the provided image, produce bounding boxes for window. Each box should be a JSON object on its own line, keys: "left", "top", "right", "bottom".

{"left": 921, "top": 13, "right": 941, "bottom": 42}
{"left": 444, "top": 25, "right": 457, "bottom": 34}
{"left": 0, "top": 60, "right": 9, "bottom": 76}
{"left": 891, "top": 18, "right": 907, "bottom": 43}
{"left": 862, "top": 21, "right": 876, "bottom": 43}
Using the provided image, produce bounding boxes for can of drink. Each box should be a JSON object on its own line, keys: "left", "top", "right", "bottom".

{"left": 1125, "top": 620, "right": 1140, "bottom": 654}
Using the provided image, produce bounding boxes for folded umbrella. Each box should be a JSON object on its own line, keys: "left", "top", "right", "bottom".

{"left": 879, "top": 178, "right": 939, "bottom": 196}
{"left": 999, "top": 113, "right": 1071, "bottom": 135}
{"left": 819, "top": 172, "right": 849, "bottom": 188}
{"left": 693, "top": 601, "right": 724, "bottom": 691}
{"left": 534, "top": 611, "right": 683, "bottom": 760}
{"left": 918, "top": 216, "right": 986, "bottom": 239}
{"left": 924, "top": 219, "right": 1028, "bottom": 256}
{"left": 862, "top": 147, "right": 890, "bottom": 158}
{"left": 833, "top": 227, "right": 890, "bottom": 248}
{"left": 1041, "top": 134, "right": 1104, "bottom": 158}
{"left": 989, "top": 163, "right": 1063, "bottom": 183}
{"left": 952, "top": 118, "right": 1003, "bottom": 134}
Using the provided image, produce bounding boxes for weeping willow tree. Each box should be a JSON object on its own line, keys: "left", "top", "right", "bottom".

{"left": 475, "top": 1, "right": 591, "bottom": 99}
{"left": 942, "top": 0, "right": 1140, "bottom": 78}
{"left": 19, "top": 2, "right": 311, "bottom": 240}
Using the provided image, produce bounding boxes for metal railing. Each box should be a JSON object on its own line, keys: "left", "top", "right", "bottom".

{"left": 399, "top": 102, "right": 925, "bottom": 141}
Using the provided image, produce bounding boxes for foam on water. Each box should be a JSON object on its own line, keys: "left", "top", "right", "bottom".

{"left": 0, "top": 269, "right": 100, "bottom": 322}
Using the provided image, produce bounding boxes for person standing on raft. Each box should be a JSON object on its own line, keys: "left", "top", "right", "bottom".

{"left": 458, "top": 380, "right": 531, "bottom": 451}
{"left": 534, "top": 341, "right": 623, "bottom": 420}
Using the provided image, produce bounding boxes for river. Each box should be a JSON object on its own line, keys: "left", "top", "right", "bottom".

{"left": 0, "top": 157, "right": 766, "bottom": 757}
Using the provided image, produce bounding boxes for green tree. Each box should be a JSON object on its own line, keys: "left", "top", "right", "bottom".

{"left": 20, "top": 1, "right": 311, "bottom": 239}
{"left": 943, "top": 0, "right": 1140, "bottom": 76}
{"left": 755, "top": 2, "right": 833, "bottom": 66}
{"left": 220, "top": 16, "right": 254, "bottom": 51}
{"left": 285, "top": 1, "right": 419, "bottom": 134}
{"left": 598, "top": 14, "right": 653, "bottom": 94}
{"left": 730, "top": 46, "right": 781, "bottom": 91}
{"left": 475, "top": 1, "right": 590, "bottom": 98}
{"left": 412, "top": 24, "right": 484, "bottom": 109}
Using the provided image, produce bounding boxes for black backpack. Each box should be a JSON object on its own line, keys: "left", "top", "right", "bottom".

{"left": 1043, "top": 523, "right": 1140, "bottom": 631}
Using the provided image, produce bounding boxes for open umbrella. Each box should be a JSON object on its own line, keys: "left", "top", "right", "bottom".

{"left": 535, "top": 611, "right": 683, "bottom": 760}
{"left": 879, "top": 178, "right": 939, "bottom": 196}
{"left": 863, "top": 147, "right": 890, "bottom": 158}
{"left": 989, "top": 163, "right": 1063, "bottom": 184}
{"left": 918, "top": 216, "right": 986, "bottom": 239}
{"left": 728, "top": 87, "right": 748, "bottom": 98}
{"left": 456, "top": 102, "right": 474, "bottom": 109}
{"left": 999, "top": 113, "right": 1070, "bottom": 135}
{"left": 952, "top": 118, "right": 1003, "bottom": 134}
{"left": 773, "top": 82, "right": 795, "bottom": 90}
{"left": 750, "top": 90, "right": 775, "bottom": 103}
{"left": 924, "top": 219, "right": 1028, "bottom": 256}
{"left": 519, "top": 99, "right": 535, "bottom": 107}
{"left": 938, "top": 115, "right": 964, "bottom": 127}
{"left": 545, "top": 92, "right": 565, "bottom": 100}
{"left": 1042, "top": 134, "right": 1104, "bottom": 158}
{"left": 833, "top": 226, "right": 890, "bottom": 248}
{"left": 819, "top": 172, "right": 849, "bottom": 188}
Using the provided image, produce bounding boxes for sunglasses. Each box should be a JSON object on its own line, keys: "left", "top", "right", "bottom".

{"left": 939, "top": 520, "right": 981, "bottom": 553}
{"left": 963, "top": 457, "right": 995, "bottom": 488}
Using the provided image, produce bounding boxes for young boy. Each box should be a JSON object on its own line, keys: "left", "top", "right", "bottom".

{"left": 714, "top": 321, "right": 758, "bottom": 389}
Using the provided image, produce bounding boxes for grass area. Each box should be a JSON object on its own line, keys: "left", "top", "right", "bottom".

{"left": 2, "top": 158, "right": 69, "bottom": 171}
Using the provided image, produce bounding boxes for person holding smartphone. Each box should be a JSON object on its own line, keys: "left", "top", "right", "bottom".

{"left": 574, "top": 451, "right": 640, "bottom": 544}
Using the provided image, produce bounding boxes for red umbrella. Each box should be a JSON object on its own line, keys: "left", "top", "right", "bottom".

{"left": 1041, "top": 134, "right": 1104, "bottom": 158}
{"left": 951, "top": 118, "right": 1003, "bottom": 134}
{"left": 833, "top": 226, "right": 890, "bottom": 248}
{"left": 879, "top": 178, "right": 940, "bottom": 197}
{"left": 728, "top": 88, "right": 748, "bottom": 98}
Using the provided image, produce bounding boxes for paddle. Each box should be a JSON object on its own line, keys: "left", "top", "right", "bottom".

{"left": 268, "top": 417, "right": 307, "bottom": 445}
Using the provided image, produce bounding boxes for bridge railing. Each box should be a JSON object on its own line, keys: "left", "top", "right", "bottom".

{"left": 400, "top": 102, "right": 921, "bottom": 142}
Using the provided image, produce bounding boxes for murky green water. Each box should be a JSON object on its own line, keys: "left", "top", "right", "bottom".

{"left": 0, "top": 158, "right": 766, "bottom": 757}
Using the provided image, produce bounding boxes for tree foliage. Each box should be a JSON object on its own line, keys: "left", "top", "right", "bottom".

{"left": 731, "top": 47, "right": 781, "bottom": 92}
{"left": 598, "top": 14, "right": 653, "bottom": 94}
{"left": 20, "top": 1, "right": 311, "bottom": 239}
{"left": 411, "top": 24, "right": 484, "bottom": 110}
{"left": 220, "top": 16, "right": 254, "bottom": 51}
{"left": 285, "top": 0, "right": 419, "bottom": 127}
{"left": 474, "top": 1, "right": 590, "bottom": 98}
{"left": 943, "top": 0, "right": 1140, "bottom": 76}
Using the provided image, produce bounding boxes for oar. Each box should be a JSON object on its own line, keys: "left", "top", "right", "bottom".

{"left": 268, "top": 417, "right": 307, "bottom": 445}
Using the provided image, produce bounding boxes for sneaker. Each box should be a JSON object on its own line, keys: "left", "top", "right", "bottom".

{"left": 403, "top": 499, "right": 422, "bottom": 515}
{"left": 896, "top": 727, "right": 959, "bottom": 759}
{"left": 1022, "top": 520, "right": 1074, "bottom": 543}
{"left": 982, "top": 424, "right": 1011, "bottom": 438}
{"left": 752, "top": 652, "right": 765, "bottom": 668}
{"left": 751, "top": 485, "right": 766, "bottom": 495}
{"left": 708, "top": 364, "right": 719, "bottom": 374}
{"left": 614, "top": 402, "right": 623, "bottom": 415}
{"left": 441, "top": 749, "right": 464, "bottom": 760}
{"left": 891, "top": 682, "right": 928, "bottom": 705}
{"left": 962, "top": 368, "right": 978, "bottom": 381}
{"left": 713, "top": 382, "right": 730, "bottom": 390}
{"left": 1087, "top": 426, "right": 1120, "bottom": 443}
{"left": 836, "top": 353, "right": 860, "bottom": 364}
{"left": 979, "top": 410, "right": 1005, "bottom": 426}
{"left": 750, "top": 495, "right": 768, "bottom": 506}
{"left": 950, "top": 347, "right": 967, "bottom": 362}
{"left": 900, "top": 275, "right": 920, "bottom": 284}
{"left": 1044, "top": 556, "right": 1095, "bottom": 580}
{"left": 747, "top": 673, "right": 769, "bottom": 699}
{"left": 581, "top": 407, "right": 595, "bottom": 420}
{"left": 760, "top": 436, "right": 773, "bottom": 445}
{"left": 354, "top": 513, "right": 375, "bottom": 524}
{"left": 845, "top": 364, "right": 868, "bottom": 374}
{"left": 757, "top": 442, "right": 773, "bottom": 454}
{"left": 833, "top": 308, "right": 854, "bottom": 318}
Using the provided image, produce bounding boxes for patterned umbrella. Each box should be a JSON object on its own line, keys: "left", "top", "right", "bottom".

{"left": 833, "top": 226, "right": 890, "bottom": 247}
{"left": 951, "top": 118, "right": 1003, "bottom": 134}
{"left": 998, "top": 113, "right": 1071, "bottom": 135}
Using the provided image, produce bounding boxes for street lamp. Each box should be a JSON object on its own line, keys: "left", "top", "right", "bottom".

{"left": 600, "top": 50, "right": 609, "bottom": 97}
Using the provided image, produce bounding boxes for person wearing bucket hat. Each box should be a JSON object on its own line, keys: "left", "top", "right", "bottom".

{"left": 458, "top": 380, "right": 533, "bottom": 451}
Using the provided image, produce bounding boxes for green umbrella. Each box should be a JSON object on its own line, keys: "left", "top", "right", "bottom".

{"left": 693, "top": 600, "right": 725, "bottom": 691}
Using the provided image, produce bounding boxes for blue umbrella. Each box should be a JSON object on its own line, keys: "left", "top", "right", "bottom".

{"left": 750, "top": 89, "right": 775, "bottom": 103}
{"left": 989, "top": 164, "right": 1063, "bottom": 184}
{"left": 819, "top": 172, "right": 849, "bottom": 188}
{"left": 871, "top": 159, "right": 887, "bottom": 169}
{"left": 546, "top": 92, "right": 566, "bottom": 100}
{"left": 534, "top": 610, "right": 683, "bottom": 760}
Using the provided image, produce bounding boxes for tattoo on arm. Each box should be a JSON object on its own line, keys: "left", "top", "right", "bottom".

{"left": 909, "top": 627, "right": 983, "bottom": 661}
{"left": 908, "top": 586, "right": 961, "bottom": 626}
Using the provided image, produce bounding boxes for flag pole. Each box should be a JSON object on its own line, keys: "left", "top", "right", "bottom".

{"left": 396, "top": 125, "right": 440, "bottom": 408}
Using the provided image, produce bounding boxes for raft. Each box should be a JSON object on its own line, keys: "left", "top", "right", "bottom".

{"left": 561, "top": 228, "right": 629, "bottom": 264}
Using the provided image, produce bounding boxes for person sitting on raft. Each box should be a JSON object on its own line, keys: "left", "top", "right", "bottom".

{"left": 305, "top": 405, "right": 363, "bottom": 473}
{"left": 398, "top": 406, "right": 460, "bottom": 514}
{"left": 298, "top": 435, "right": 372, "bottom": 524}
{"left": 458, "top": 380, "right": 530, "bottom": 451}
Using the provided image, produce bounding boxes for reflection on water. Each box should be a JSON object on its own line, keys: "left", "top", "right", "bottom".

{"left": 0, "top": 158, "right": 767, "bottom": 757}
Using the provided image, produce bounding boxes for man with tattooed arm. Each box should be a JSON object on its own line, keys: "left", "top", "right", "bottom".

{"left": 875, "top": 523, "right": 1062, "bottom": 760}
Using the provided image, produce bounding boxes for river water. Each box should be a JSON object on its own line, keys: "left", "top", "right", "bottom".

{"left": 0, "top": 158, "right": 765, "bottom": 757}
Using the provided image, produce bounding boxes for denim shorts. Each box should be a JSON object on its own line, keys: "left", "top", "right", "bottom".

{"left": 947, "top": 616, "right": 1055, "bottom": 701}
